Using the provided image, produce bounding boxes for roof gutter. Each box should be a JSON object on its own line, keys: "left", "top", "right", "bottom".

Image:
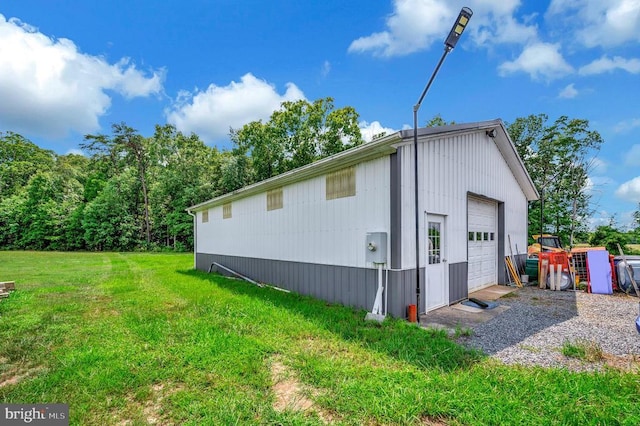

{"left": 187, "top": 132, "right": 403, "bottom": 212}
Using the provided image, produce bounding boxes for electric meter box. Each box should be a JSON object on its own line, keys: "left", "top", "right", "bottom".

{"left": 365, "top": 232, "right": 387, "bottom": 264}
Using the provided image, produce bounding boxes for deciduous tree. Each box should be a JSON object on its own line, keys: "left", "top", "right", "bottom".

{"left": 230, "top": 97, "right": 363, "bottom": 185}
{"left": 83, "top": 123, "right": 153, "bottom": 246}
{"left": 508, "top": 114, "right": 603, "bottom": 245}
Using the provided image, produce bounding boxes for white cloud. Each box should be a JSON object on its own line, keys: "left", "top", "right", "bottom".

{"left": 498, "top": 42, "right": 573, "bottom": 80}
{"left": 359, "top": 121, "right": 397, "bottom": 142}
{"left": 348, "top": 0, "right": 537, "bottom": 57}
{"left": 587, "top": 210, "right": 615, "bottom": 229}
{"left": 348, "top": 0, "right": 452, "bottom": 57}
{"left": 588, "top": 157, "right": 608, "bottom": 174}
{"left": 584, "top": 176, "right": 595, "bottom": 194}
{"left": 579, "top": 55, "right": 640, "bottom": 75}
{"left": 623, "top": 144, "right": 640, "bottom": 166}
{"left": 614, "top": 118, "right": 640, "bottom": 133}
{"left": 615, "top": 176, "right": 640, "bottom": 202}
{"left": 472, "top": 8, "right": 538, "bottom": 47}
{"left": 547, "top": 0, "right": 640, "bottom": 48}
{"left": 585, "top": 175, "right": 615, "bottom": 195}
{"left": 321, "top": 60, "right": 331, "bottom": 78}
{"left": 558, "top": 83, "right": 578, "bottom": 98}
{"left": 165, "top": 73, "right": 305, "bottom": 143}
{"left": 0, "top": 14, "right": 164, "bottom": 138}
{"left": 617, "top": 210, "right": 638, "bottom": 231}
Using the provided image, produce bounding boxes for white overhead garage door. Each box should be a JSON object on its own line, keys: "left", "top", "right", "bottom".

{"left": 468, "top": 197, "right": 497, "bottom": 291}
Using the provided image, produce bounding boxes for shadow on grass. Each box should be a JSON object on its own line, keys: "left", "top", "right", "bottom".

{"left": 177, "top": 269, "right": 485, "bottom": 372}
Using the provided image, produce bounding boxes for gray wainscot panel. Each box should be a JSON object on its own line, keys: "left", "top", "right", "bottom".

{"left": 196, "top": 253, "right": 420, "bottom": 317}
{"left": 449, "top": 262, "right": 468, "bottom": 304}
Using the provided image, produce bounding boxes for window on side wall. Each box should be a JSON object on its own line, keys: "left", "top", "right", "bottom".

{"left": 201, "top": 210, "right": 209, "bottom": 223}
{"left": 223, "top": 203, "right": 232, "bottom": 219}
{"left": 326, "top": 166, "right": 356, "bottom": 200}
{"left": 267, "top": 188, "right": 283, "bottom": 211}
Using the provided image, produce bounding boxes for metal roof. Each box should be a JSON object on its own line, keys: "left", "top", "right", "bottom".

{"left": 187, "top": 118, "right": 539, "bottom": 212}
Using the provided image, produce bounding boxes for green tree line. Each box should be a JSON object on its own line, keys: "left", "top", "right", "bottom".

{"left": 506, "top": 114, "right": 604, "bottom": 247}
{"left": 0, "top": 98, "right": 362, "bottom": 251}
{"left": 1, "top": 98, "right": 614, "bottom": 252}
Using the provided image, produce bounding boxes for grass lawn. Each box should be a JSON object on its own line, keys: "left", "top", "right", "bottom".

{"left": 626, "top": 244, "right": 640, "bottom": 253}
{"left": 1, "top": 252, "right": 639, "bottom": 425}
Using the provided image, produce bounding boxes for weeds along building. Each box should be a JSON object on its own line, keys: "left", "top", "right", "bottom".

{"left": 187, "top": 119, "right": 538, "bottom": 318}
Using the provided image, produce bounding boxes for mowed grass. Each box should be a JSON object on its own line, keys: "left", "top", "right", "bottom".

{"left": 0, "top": 252, "right": 639, "bottom": 425}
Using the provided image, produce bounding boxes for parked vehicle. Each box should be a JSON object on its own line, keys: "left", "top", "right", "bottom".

{"left": 527, "top": 234, "right": 565, "bottom": 256}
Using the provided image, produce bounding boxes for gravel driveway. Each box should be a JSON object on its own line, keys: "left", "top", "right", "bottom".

{"left": 459, "top": 287, "right": 640, "bottom": 372}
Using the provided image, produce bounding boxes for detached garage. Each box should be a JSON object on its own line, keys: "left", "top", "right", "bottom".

{"left": 188, "top": 119, "right": 538, "bottom": 318}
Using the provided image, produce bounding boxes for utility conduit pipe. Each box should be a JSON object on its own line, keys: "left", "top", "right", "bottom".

{"left": 209, "top": 262, "right": 263, "bottom": 287}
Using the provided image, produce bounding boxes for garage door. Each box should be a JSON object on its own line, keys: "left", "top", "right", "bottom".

{"left": 468, "top": 197, "right": 497, "bottom": 291}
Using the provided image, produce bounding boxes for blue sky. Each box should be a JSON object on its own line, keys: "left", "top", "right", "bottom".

{"left": 1, "top": 1, "right": 639, "bottom": 228}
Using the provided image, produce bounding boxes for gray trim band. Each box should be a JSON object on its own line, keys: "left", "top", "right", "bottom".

{"left": 390, "top": 152, "right": 402, "bottom": 269}
{"left": 195, "top": 253, "right": 416, "bottom": 318}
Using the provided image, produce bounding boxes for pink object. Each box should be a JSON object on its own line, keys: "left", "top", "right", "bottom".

{"left": 587, "top": 250, "right": 612, "bottom": 294}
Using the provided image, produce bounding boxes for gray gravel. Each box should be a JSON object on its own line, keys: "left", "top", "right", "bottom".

{"left": 459, "top": 287, "right": 640, "bottom": 371}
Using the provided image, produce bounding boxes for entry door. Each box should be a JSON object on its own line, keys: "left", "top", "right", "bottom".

{"left": 426, "top": 215, "right": 447, "bottom": 311}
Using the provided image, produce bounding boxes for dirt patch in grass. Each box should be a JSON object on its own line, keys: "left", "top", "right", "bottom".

{"left": 421, "top": 416, "right": 451, "bottom": 425}
{"left": 82, "top": 295, "right": 120, "bottom": 319}
{"left": 602, "top": 353, "right": 640, "bottom": 373}
{"left": 114, "top": 382, "right": 184, "bottom": 426}
{"left": 0, "top": 363, "right": 44, "bottom": 388}
{"left": 269, "top": 355, "right": 334, "bottom": 423}
{"left": 142, "top": 383, "right": 182, "bottom": 425}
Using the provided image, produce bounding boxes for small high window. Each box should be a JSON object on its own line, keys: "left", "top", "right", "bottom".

{"left": 201, "top": 210, "right": 209, "bottom": 223}
{"left": 223, "top": 203, "right": 232, "bottom": 219}
{"left": 267, "top": 188, "right": 283, "bottom": 211}
{"left": 326, "top": 166, "right": 356, "bottom": 200}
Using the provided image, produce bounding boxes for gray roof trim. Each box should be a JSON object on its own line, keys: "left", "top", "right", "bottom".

{"left": 397, "top": 119, "right": 539, "bottom": 201}
{"left": 187, "top": 118, "right": 539, "bottom": 212}
{"left": 187, "top": 132, "right": 402, "bottom": 212}
{"left": 493, "top": 120, "right": 539, "bottom": 201}
{"left": 399, "top": 119, "right": 504, "bottom": 140}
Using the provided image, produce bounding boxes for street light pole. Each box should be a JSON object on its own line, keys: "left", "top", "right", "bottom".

{"left": 413, "top": 7, "right": 472, "bottom": 318}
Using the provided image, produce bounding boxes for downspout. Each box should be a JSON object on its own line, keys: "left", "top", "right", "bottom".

{"left": 187, "top": 209, "right": 196, "bottom": 269}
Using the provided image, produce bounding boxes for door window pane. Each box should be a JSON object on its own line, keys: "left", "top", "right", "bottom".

{"left": 428, "top": 222, "right": 441, "bottom": 264}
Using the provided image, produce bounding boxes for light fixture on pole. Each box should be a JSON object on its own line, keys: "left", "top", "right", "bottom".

{"left": 412, "top": 7, "right": 472, "bottom": 318}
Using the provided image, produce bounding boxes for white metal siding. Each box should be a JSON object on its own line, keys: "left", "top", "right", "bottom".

{"left": 468, "top": 197, "right": 497, "bottom": 290}
{"left": 400, "top": 131, "right": 529, "bottom": 269}
{"left": 197, "top": 156, "right": 391, "bottom": 268}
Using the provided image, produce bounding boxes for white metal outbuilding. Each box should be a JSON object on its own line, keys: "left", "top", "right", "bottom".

{"left": 188, "top": 119, "right": 538, "bottom": 318}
